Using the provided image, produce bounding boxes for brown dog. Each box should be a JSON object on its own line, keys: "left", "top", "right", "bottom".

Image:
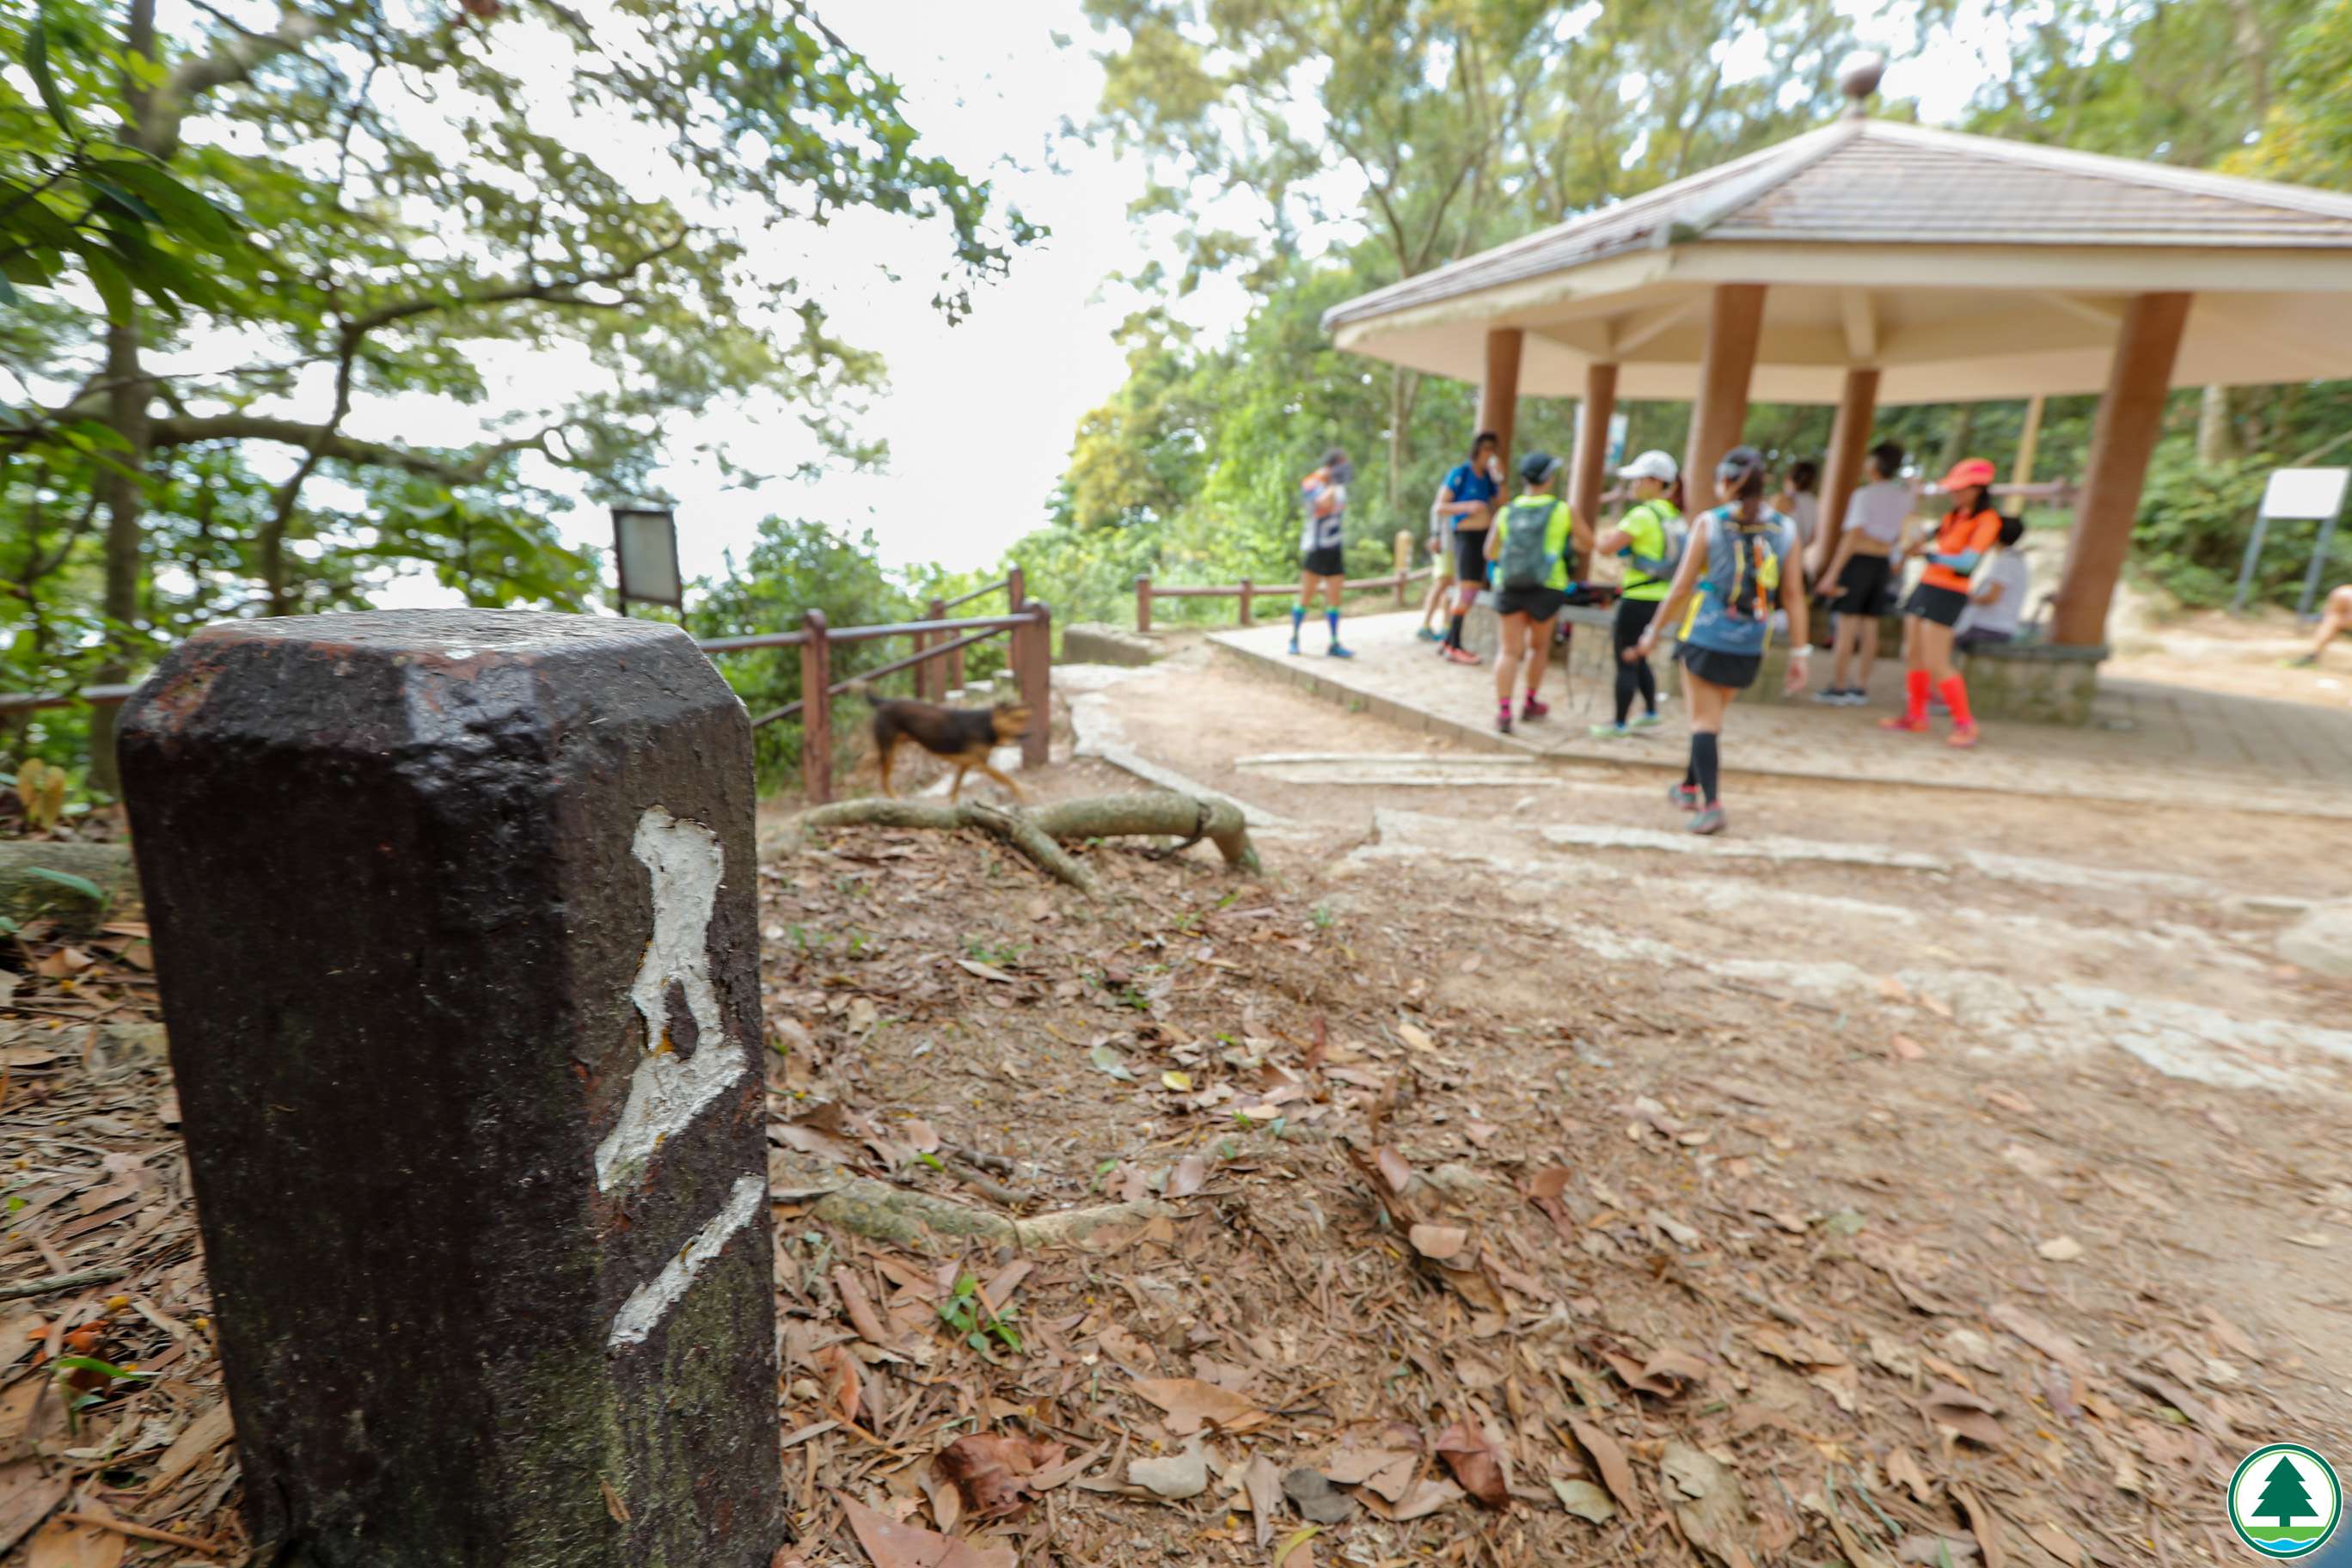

{"left": 854, "top": 681, "right": 1032, "bottom": 801}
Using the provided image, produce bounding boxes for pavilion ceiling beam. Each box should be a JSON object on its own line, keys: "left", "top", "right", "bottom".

{"left": 2036, "top": 291, "right": 2123, "bottom": 330}
{"left": 1840, "top": 289, "right": 1878, "bottom": 363}
{"left": 1606, "top": 299, "right": 1699, "bottom": 358}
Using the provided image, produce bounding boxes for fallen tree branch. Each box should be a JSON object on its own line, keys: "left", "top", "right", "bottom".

{"left": 809, "top": 1178, "right": 1172, "bottom": 1252}
{"left": 1029, "top": 793, "right": 1259, "bottom": 873}
{"left": 788, "top": 799, "right": 1097, "bottom": 892}
{"left": 0, "top": 1264, "right": 128, "bottom": 1302}
{"left": 781, "top": 791, "right": 1259, "bottom": 891}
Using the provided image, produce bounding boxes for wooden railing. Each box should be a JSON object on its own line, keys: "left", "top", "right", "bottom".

{"left": 1, "top": 569, "right": 1047, "bottom": 808}
{"left": 1134, "top": 563, "right": 1430, "bottom": 633}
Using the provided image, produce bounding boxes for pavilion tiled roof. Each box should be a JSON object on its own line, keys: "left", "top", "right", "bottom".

{"left": 1323, "top": 117, "right": 2352, "bottom": 330}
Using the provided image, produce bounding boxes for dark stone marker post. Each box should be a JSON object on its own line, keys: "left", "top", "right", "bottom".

{"left": 118, "top": 611, "right": 782, "bottom": 1567}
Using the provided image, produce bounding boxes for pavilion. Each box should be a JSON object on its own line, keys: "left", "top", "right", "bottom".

{"left": 1320, "top": 62, "right": 2352, "bottom": 648}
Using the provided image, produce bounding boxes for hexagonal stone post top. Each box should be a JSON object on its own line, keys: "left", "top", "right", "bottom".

{"left": 116, "top": 611, "right": 781, "bottom": 1568}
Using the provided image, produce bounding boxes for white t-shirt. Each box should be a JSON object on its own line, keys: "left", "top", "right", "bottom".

{"left": 1957, "top": 551, "right": 2031, "bottom": 638}
{"left": 1785, "top": 491, "right": 1820, "bottom": 548}
{"left": 1844, "top": 480, "right": 1911, "bottom": 546}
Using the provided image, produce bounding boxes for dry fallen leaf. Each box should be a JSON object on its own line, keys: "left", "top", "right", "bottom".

{"left": 1244, "top": 1455, "right": 1283, "bottom": 1547}
{"left": 933, "top": 1432, "right": 1065, "bottom": 1522}
{"left": 1167, "top": 1155, "right": 1209, "bottom": 1199}
{"left": 22, "top": 1512, "right": 126, "bottom": 1568}
{"left": 1408, "top": 1223, "right": 1469, "bottom": 1261}
{"left": 1396, "top": 1020, "right": 1437, "bottom": 1053}
{"left": 1160, "top": 1069, "right": 1193, "bottom": 1092}
{"left": 1567, "top": 1417, "right": 1639, "bottom": 1515}
{"left": 1552, "top": 1479, "right": 1616, "bottom": 1523}
{"left": 1435, "top": 1421, "right": 1509, "bottom": 1510}
{"left": 1274, "top": 1525, "right": 1320, "bottom": 1568}
{"left": 1920, "top": 1384, "right": 2005, "bottom": 1447}
{"left": 1130, "top": 1375, "right": 1268, "bottom": 1434}
{"left": 2024, "top": 1522, "right": 2084, "bottom": 1568}
{"left": 839, "top": 1494, "right": 1012, "bottom": 1568}
{"left": 1988, "top": 1302, "right": 2087, "bottom": 1372}
{"left": 1281, "top": 1467, "right": 1357, "bottom": 1525}
{"left": 1951, "top": 1484, "right": 2008, "bottom": 1568}
{"left": 1883, "top": 1446, "right": 1934, "bottom": 1504}
{"left": 1661, "top": 1442, "right": 1754, "bottom": 1568}
{"left": 2035, "top": 1236, "right": 2084, "bottom": 1262}
{"left": 1375, "top": 1147, "right": 1414, "bottom": 1192}
{"left": 956, "top": 959, "right": 1018, "bottom": 983}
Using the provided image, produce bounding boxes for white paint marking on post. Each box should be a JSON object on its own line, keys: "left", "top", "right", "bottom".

{"left": 608, "top": 1173, "right": 764, "bottom": 1349}
{"left": 594, "top": 806, "right": 747, "bottom": 1193}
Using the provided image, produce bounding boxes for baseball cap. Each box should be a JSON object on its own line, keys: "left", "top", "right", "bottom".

{"left": 1940, "top": 457, "right": 1997, "bottom": 492}
{"left": 1715, "top": 444, "right": 1767, "bottom": 484}
{"left": 1618, "top": 450, "right": 1678, "bottom": 484}
{"left": 1520, "top": 450, "right": 1563, "bottom": 485}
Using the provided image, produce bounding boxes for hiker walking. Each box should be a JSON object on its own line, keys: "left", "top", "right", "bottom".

{"left": 1880, "top": 457, "right": 2001, "bottom": 747}
{"left": 1483, "top": 450, "right": 1575, "bottom": 734}
{"left": 1433, "top": 433, "right": 1505, "bottom": 665}
{"left": 1632, "top": 445, "right": 1810, "bottom": 835}
{"left": 1422, "top": 432, "right": 1502, "bottom": 649}
{"left": 1292, "top": 447, "right": 1357, "bottom": 658}
{"left": 1590, "top": 449, "right": 1681, "bottom": 738}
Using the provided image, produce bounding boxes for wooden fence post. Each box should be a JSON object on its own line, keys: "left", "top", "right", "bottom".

{"left": 1014, "top": 601, "right": 1052, "bottom": 769}
{"left": 922, "top": 596, "right": 946, "bottom": 700}
{"left": 1394, "top": 530, "right": 1413, "bottom": 606}
{"left": 114, "top": 611, "right": 782, "bottom": 1565}
{"left": 1136, "top": 575, "right": 1152, "bottom": 634}
{"left": 1238, "top": 578, "right": 1253, "bottom": 626}
{"left": 801, "top": 607, "right": 832, "bottom": 804}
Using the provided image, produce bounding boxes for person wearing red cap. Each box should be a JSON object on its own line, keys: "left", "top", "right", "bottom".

{"left": 1881, "top": 457, "right": 2000, "bottom": 747}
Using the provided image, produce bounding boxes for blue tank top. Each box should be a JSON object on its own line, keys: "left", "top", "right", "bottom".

{"left": 1681, "top": 505, "right": 1795, "bottom": 656}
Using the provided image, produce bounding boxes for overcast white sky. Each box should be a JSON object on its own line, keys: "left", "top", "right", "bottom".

{"left": 342, "top": 0, "right": 2001, "bottom": 601}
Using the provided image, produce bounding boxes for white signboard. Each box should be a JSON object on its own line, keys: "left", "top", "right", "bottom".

{"left": 2261, "top": 468, "right": 2349, "bottom": 522}
{"left": 612, "top": 507, "right": 683, "bottom": 608}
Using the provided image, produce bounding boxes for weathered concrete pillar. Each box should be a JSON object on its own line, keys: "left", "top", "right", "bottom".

{"left": 1571, "top": 361, "right": 1620, "bottom": 566}
{"left": 1477, "top": 328, "right": 1525, "bottom": 475}
{"left": 1819, "top": 366, "right": 1881, "bottom": 563}
{"left": 117, "top": 611, "right": 781, "bottom": 1568}
{"left": 1682, "top": 283, "right": 1768, "bottom": 500}
{"left": 2054, "top": 291, "right": 2191, "bottom": 646}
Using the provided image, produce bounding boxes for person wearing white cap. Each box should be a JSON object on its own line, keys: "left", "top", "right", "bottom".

{"left": 1589, "top": 450, "right": 1683, "bottom": 738}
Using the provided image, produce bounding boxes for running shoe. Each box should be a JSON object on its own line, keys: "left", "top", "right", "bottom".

{"left": 1667, "top": 781, "right": 1700, "bottom": 812}
{"left": 1839, "top": 689, "right": 1871, "bottom": 706}
{"left": 2287, "top": 653, "right": 2318, "bottom": 668}
{"left": 1630, "top": 711, "right": 1664, "bottom": 730}
{"left": 1417, "top": 627, "right": 1444, "bottom": 642}
{"left": 1521, "top": 696, "right": 1550, "bottom": 721}
{"left": 1687, "top": 805, "right": 1727, "bottom": 836}
{"left": 1810, "top": 688, "right": 1847, "bottom": 705}
{"left": 1948, "top": 723, "right": 1981, "bottom": 750}
{"left": 1286, "top": 640, "right": 1302, "bottom": 657}
{"left": 1327, "top": 644, "right": 1356, "bottom": 659}
{"left": 1589, "top": 722, "right": 1629, "bottom": 739}
{"left": 1495, "top": 707, "right": 1513, "bottom": 734}
{"left": 1441, "top": 646, "right": 1482, "bottom": 666}
{"left": 1877, "top": 714, "right": 1930, "bottom": 732}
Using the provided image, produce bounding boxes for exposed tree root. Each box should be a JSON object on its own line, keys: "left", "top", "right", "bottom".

{"left": 808, "top": 1178, "right": 1174, "bottom": 1252}
{"left": 782, "top": 791, "right": 1260, "bottom": 891}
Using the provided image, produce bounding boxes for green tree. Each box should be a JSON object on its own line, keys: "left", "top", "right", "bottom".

{"left": 3, "top": 0, "right": 1035, "bottom": 787}
{"left": 2254, "top": 1455, "right": 2318, "bottom": 1528}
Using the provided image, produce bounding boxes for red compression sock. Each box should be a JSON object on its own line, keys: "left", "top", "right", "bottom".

{"left": 1903, "top": 669, "right": 1931, "bottom": 723}
{"left": 1939, "top": 675, "right": 1974, "bottom": 728}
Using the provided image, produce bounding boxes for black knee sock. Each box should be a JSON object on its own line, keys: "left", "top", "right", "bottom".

{"left": 1691, "top": 732, "right": 1720, "bottom": 805}
{"left": 1445, "top": 613, "right": 1465, "bottom": 650}
{"left": 1634, "top": 658, "right": 1657, "bottom": 714}
{"left": 1614, "top": 661, "right": 1638, "bottom": 726}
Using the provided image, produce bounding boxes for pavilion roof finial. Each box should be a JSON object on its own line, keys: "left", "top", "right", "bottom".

{"left": 1837, "top": 51, "right": 1886, "bottom": 119}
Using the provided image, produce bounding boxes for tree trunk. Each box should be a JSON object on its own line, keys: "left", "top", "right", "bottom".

{"left": 1387, "top": 366, "right": 1408, "bottom": 517}
{"left": 2196, "top": 383, "right": 2239, "bottom": 465}
{"left": 89, "top": 0, "right": 161, "bottom": 798}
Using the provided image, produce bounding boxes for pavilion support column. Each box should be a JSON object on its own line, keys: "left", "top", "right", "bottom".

{"left": 1682, "top": 284, "right": 1767, "bottom": 500}
{"left": 1818, "top": 367, "right": 1881, "bottom": 563}
{"left": 1571, "top": 361, "right": 1619, "bottom": 546}
{"left": 2052, "top": 291, "right": 2191, "bottom": 647}
{"left": 1476, "top": 328, "right": 1524, "bottom": 475}
{"left": 2013, "top": 393, "right": 2045, "bottom": 489}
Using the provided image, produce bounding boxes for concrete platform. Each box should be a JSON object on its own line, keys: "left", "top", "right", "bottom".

{"left": 1212, "top": 609, "right": 2352, "bottom": 818}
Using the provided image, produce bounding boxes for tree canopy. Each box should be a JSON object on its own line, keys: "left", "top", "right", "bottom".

{"left": 3, "top": 0, "right": 1035, "bottom": 783}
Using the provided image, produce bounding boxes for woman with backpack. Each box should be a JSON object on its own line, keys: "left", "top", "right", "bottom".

{"left": 1430, "top": 431, "right": 1505, "bottom": 665}
{"left": 1879, "top": 456, "right": 2001, "bottom": 748}
{"left": 1483, "top": 450, "right": 1576, "bottom": 734}
{"left": 1589, "top": 449, "right": 1681, "bottom": 738}
{"left": 1631, "top": 445, "right": 1810, "bottom": 835}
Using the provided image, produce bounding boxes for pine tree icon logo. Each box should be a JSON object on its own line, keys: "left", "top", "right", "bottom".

{"left": 2231, "top": 1445, "right": 2343, "bottom": 1559}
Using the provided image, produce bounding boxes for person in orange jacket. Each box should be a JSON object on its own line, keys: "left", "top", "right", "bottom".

{"left": 1881, "top": 457, "right": 2001, "bottom": 748}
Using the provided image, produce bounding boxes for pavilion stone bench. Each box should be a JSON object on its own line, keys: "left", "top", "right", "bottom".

{"left": 1665, "top": 634, "right": 2104, "bottom": 723}
{"left": 1461, "top": 598, "right": 1618, "bottom": 688}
